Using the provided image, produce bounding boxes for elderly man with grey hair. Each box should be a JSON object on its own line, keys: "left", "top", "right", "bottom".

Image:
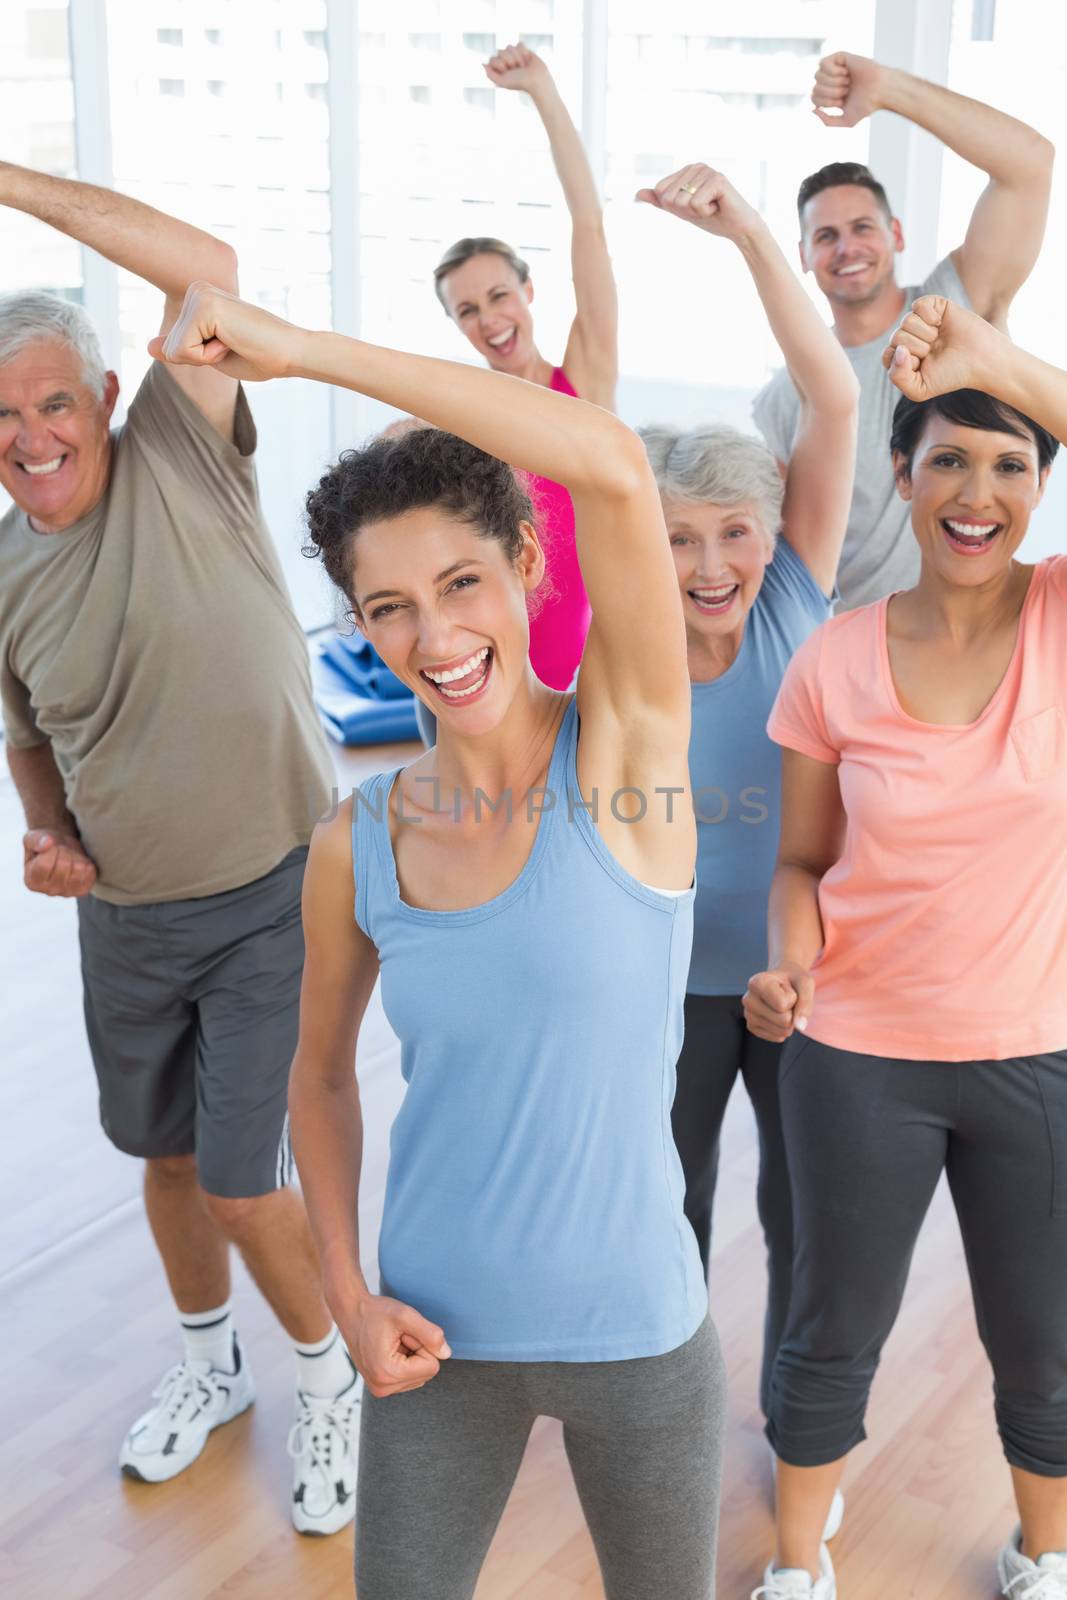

{"left": 0, "top": 163, "right": 360, "bottom": 1533}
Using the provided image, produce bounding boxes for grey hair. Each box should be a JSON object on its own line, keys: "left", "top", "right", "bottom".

{"left": 0, "top": 290, "right": 108, "bottom": 399}
{"left": 638, "top": 423, "right": 783, "bottom": 548}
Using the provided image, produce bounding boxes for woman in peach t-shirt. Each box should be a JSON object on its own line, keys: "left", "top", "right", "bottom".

{"left": 744, "top": 299, "right": 1067, "bottom": 1600}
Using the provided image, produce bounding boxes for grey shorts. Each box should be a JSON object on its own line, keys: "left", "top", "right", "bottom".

{"left": 76, "top": 847, "right": 308, "bottom": 1198}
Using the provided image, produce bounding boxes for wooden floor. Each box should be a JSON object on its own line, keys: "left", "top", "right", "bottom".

{"left": 0, "top": 742, "right": 1017, "bottom": 1600}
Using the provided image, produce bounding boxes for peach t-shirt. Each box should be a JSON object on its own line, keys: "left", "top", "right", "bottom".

{"left": 767, "top": 556, "right": 1067, "bottom": 1062}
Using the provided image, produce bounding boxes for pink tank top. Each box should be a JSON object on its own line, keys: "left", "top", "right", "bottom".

{"left": 520, "top": 367, "right": 592, "bottom": 690}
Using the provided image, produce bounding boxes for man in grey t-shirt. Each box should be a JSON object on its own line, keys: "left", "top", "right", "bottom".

{"left": 753, "top": 50, "right": 1053, "bottom": 608}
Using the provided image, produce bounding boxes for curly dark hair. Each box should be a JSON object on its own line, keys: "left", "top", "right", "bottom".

{"left": 303, "top": 426, "right": 539, "bottom": 613}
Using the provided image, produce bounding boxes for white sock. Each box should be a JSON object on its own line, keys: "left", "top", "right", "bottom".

{"left": 180, "top": 1301, "right": 236, "bottom": 1372}
{"left": 294, "top": 1326, "right": 355, "bottom": 1398}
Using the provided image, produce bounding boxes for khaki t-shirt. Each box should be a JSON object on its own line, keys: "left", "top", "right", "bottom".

{"left": 0, "top": 362, "right": 334, "bottom": 905}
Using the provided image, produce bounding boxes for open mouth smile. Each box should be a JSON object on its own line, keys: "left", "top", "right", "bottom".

{"left": 689, "top": 583, "right": 739, "bottom": 615}
{"left": 485, "top": 327, "right": 518, "bottom": 359}
{"left": 420, "top": 646, "right": 493, "bottom": 703}
{"left": 17, "top": 454, "right": 67, "bottom": 477}
{"left": 941, "top": 516, "right": 1002, "bottom": 555}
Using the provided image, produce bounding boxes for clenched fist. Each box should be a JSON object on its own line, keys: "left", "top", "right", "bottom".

{"left": 882, "top": 294, "right": 1005, "bottom": 402}
{"left": 636, "top": 164, "right": 762, "bottom": 244}
{"left": 23, "top": 828, "right": 97, "bottom": 897}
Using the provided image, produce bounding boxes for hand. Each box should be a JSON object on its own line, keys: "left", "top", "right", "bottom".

{"left": 333, "top": 1291, "right": 452, "bottom": 1399}
{"left": 811, "top": 51, "right": 887, "bottom": 128}
{"left": 484, "top": 42, "right": 551, "bottom": 95}
{"left": 23, "top": 828, "right": 97, "bottom": 897}
{"left": 881, "top": 294, "right": 1005, "bottom": 402}
{"left": 148, "top": 281, "right": 302, "bottom": 383}
{"left": 743, "top": 962, "right": 815, "bottom": 1043}
{"left": 636, "top": 164, "right": 762, "bottom": 244}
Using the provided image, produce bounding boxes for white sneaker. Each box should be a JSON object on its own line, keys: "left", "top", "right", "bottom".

{"left": 288, "top": 1364, "right": 362, "bottom": 1536}
{"left": 752, "top": 1544, "right": 836, "bottom": 1599}
{"left": 120, "top": 1334, "right": 255, "bottom": 1482}
{"left": 998, "top": 1527, "right": 1067, "bottom": 1596}
{"left": 768, "top": 1446, "right": 845, "bottom": 1542}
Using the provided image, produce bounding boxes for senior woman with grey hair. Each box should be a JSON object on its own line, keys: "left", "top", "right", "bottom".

{"left": 637, "top": 166, "right": 857, "bottom": 1549}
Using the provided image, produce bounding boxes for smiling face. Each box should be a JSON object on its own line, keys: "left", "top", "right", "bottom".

{"left": 894, "top": 418, "right": 1048, "bottom": 587}
{"left": 799, "top": 183, "right": 904, "bottom": 309}
{"left": 0, "top": 339, "right": 118, "bottom": 532}
{"left": 351, "top": 506, "right": 545, "bottom": 733}
{"left": 437, "top": 253, "right": 536, "bottom": 373}
{"left": 665, "top": 497, "right": 773, "bottom": 647}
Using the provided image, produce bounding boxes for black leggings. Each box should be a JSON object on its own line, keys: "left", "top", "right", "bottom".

{"left": 671, "top": 992, "right": 792, "bottom": 1417}
{"left": 768, "top": 1036, "right": 1067, "bottom": 1476}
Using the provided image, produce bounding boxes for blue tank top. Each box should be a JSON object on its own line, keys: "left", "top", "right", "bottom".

{"left": 688, "top": 538, "right": 832, "bottom": 995}
{"left": 353, "top": 697, "right": 707, "bottom": 1361}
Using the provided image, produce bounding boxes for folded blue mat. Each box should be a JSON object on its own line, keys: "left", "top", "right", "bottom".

{"left": 319, "top": 632, "right": 412, "bottom": 700}
{"left": 314, "top": 657, "right": 420, "bottom": 746}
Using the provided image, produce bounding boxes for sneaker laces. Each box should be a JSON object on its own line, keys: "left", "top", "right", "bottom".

{"left": 287, "top": 1390, "right": 359, "bottom": 1488}
{"left": 151, "top": 1360, "right": 226, "bottom": 1427}
{"left": 1004, "top": 1566, "right": 1067, "bottom": 1599}
{"left": 751, "top": 1576, "right": 816, "bottom": 1599}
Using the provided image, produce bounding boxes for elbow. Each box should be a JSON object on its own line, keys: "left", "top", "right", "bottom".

{"left": 583, "top": 420, "right": 652, "bottom": 501}
{"left": 203, "top": 240, "right": 239, "bottom": 295}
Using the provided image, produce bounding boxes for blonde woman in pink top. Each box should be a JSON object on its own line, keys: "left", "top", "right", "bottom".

{"left": 743, "top": 296, "right": 1067, "bottom": 1600}
{"left": 432, "top": 42, "right": 618, "bottom": 695}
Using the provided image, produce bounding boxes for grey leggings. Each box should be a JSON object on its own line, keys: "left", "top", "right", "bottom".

{"left": 769, "top": 1036, "right": 1067, "bottom": 1476}
{"left": 672, "top": 992, "right": 791, "bottom": 1417}
{"left": 355, "top": 1315, "right": 726, "bottom": 1600}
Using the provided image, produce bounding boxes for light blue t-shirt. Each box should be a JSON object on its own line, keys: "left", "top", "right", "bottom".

{"left": 688, "top": 538, "right": 832, "bottom": 996}
{"left": 353, "top": 697, "right": 708, "bottom": 1362}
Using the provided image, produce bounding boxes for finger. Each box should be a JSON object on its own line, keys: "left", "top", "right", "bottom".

{"left": 792, "top": 973, "right": 816, "bottom": 1033}
{"left": 24, "top": 829, "right": 55, "bottom": 855}
{"left": 689, "top": 172, "right": 724, "bottom": 220}
{"left": 752, "top": 974, "right": 799, "bottom": 1013}
{"left": 634, "top": 187, "right": 661, "bottom": 207}
{"left": 399, "top": 1311, "right": 452, "bottom": 1357}
{"left": 652, "top": 166, "right": 689, "bottom": 201}
{"left": 813, "top": 107, "right": 847, "bottom": 126}
{"left": 910, "top": 294, "right": 947, "bottom": 328}
{"left": 900, "top": 311, "right": 940, "bottom": 344}
{"left": 892, "top": 330, "right": 934, "bottom": 360}
{"left": 887, "top": 345, "right": 924, "bottom": 398}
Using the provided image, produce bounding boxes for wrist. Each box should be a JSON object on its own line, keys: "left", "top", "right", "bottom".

{"left": 733, "top": 215, "right": 775, "bottom": 258}
{"left": 875, "top": 64, "right": 916, "bottom": 117}
{"left": 287, "top": 325, "right": 327, "bottom": 381}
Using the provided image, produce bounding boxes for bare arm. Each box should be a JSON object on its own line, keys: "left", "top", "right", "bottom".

{"left": 7, "top": 739, "right": 96, "bottom": 895}
{"left": 639, "top": 166, "right": 858, "bottom": 595}
{"left": 812, "top": 53, "right": 1054, "bottom": 326}
{"left": 0, "top": 161, "right": 241, "bottom": 434}
{"left": 885, "top": 293, "right": 1067, "bottom": 446}
{"left": 288, "top": 803, "right": 450, "bottom": 1396}
{"left": 155, "top": 283, "right": 683, "bottom": 729}
{"left": 486, "top": 45, "right": 618, "bottom": 409}
{"left": 744, "top": 750, "right": 844, "bottom": 1042}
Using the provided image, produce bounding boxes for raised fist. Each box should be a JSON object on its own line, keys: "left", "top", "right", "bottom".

{"left": 150, "top": 281, "right": 301, "bottom": 384}
{"left": 882, "top": 295, "right": 1005, "bottom": 402}
{"left": 484, "top": 42, "right": 550, "bottom": 95}
{"left": 811, "top": 51, "right": 886, "bottom": 128}
{"left": 636, "top": 164, "right": 761, "bottom": 243}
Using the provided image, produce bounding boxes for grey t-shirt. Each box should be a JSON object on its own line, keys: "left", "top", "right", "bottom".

{"left": 0, "top": 362, "right": 334, "bottom": 905}
{"left": 752, "top": 255, "right": 970, "bottom": 610}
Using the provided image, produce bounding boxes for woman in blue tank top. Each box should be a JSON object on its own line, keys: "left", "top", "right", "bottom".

{"left": 636, "top": 164, "right": 856, "bottom": 1547}
{"left": 152, "top": 279, "right": 724, "bottom": 1596}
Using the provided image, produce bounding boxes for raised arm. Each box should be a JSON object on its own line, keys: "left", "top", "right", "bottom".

{"left": 486, "top": 44, "right": 618, "bottom": 409}
{"left": 884, "top": 293, "right": 1067, "bottom": 446}
{"left": 638, "top": 166, "right": 858, "bottom": 595}
{"left": 288, "top": 804, "right": 450, "bottom": 1397}
{"left": 155, "top": 281, "right": 683, "bottom": 726}
{"left": 811, "top": 52, "right": 1054, "bottom": 327}
{"left": 0, "top": 161, "right": 240, "bottom": 433}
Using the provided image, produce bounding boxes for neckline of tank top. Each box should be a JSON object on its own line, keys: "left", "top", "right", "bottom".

{"left": 373, "top": 698, "right": 577, "bottom": 922}
{"left": 370, "top": 704, "right": 695, "bottom": 918}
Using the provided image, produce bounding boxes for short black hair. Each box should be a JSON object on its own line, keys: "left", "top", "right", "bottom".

{"left": 797, "top": 161, "right": 892, "bottom": 224}
{"left": 303, "top": 427, "right": 536, "bottom": 610}
{"left": 889, "top": 388, "right": 1060, "bottom": 478}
